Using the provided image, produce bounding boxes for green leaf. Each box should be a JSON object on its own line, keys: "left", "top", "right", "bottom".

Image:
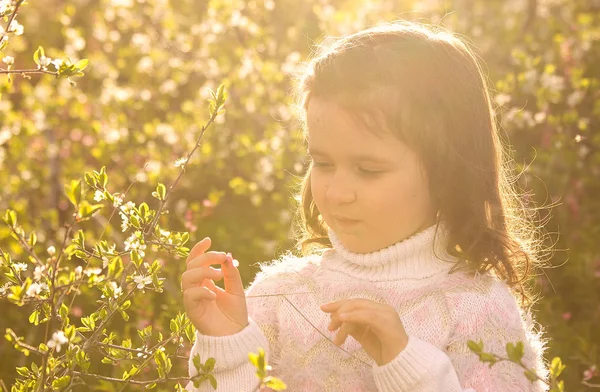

{"left": 52, "top": 375, "right": 71, "bottom": 388}
{"left": 506, "top": 342, "right": 519, "bottom": 362}
{"left": 121, "top": 300, "right": 131, "bottom": 310}
{"left": 28, "top": 232, "right": 37, "bottom": 247}
{"left": 467, "top": 340, "right": 483, "bottom": 353}
{"left": 74, "top": 59, "right": 89, "bottom": 71}
{"left": 65, "top": 179, "right": 82, "bottom": 207}
{"left": 204, "top": 357, "right": 215, "bottom": 372}
{"left": 248, "top": 352, "right": 259, "bottom": 368}
{"left": 479, "top": 353, "right": 497, "bottom": 365}
{"left": 184, "top": 323, "right": 195, "bottom": 343}
{"left": 550, "top": 357, "right": 566, "bottom": 378}
{"left": 208, "top": 374, "right": 217, "bottom": 390}
{"left": 153, "top": 183, "right": 167, "bottom": 201}
{"left": 16, "top": 366, "right": 30, "bottom": 377}
{"left": 264, "top": 376, "right": 287, "bottom": 390}
{"left": 59, "top": 303, "right": 69, "bottom": 320}
{"left": 4, "top": 209, "right": 17, "bottom": 226}
{"left": 84, "top": 172, "right": 96, "bottom": 187}
{"left": 98, "top": 172, "right": 108, "bottom": 188}
{"left": 524, "top": 369, "right": 538, "bottom": 382}
{"left": 78, "top": 201, "right": 104, "bottom": 221}
{"left": 192, "top": 354, "right": 201, "bottom": 372}
{"left": 28, "top": 309, "right": 40, "bottom": 325}
{"left": 33, "top": 46, "right": 44, "bottom": 66}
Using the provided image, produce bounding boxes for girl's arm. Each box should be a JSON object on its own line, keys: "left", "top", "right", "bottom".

{"left": 186, "top": 273, "right": 280, "bottom": 392}
{"left": 371, "top": 279, "right": 549, "bottom": 392}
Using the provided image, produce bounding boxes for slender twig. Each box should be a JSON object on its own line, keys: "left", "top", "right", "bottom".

{"left": 10, "top": 338, "right": 43, "bottom": 356}
{"left": 82, "top": 288, "right": 135, "bottom": 351}
{"left": 7, "top": 224, "right": 43, "bottom": 265}
{"left": 116, "top": 321, "right": 192, "bottom": 391}
{"left": 582, "top": 380, "right": 600, "bottom": 388}
{"left": 1, "top": 0, "right": 26, "bottom": 42}
{"left": 143, "top": 108, "right": 221, "bottom": 237}
{"left": 281, "top": 294, "right": 371, "bottom": 367}
{"left": 0, "top": 68, "right": 57, "bottom": 75}
{"left": 71, "top": 371, "right": 191, "bottom": 385}
{"left": 96, "top": 342, "right": 188, "bottom": 360}
{"left": 482, "top": 354, "right": 552, "bottom": 388}
{"left": 38, "top": 216, "right": 77, "bottom": 391}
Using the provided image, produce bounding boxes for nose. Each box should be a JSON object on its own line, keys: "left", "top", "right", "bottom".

{"left": 325, "top": 173, "right": 356, "bottom": 204}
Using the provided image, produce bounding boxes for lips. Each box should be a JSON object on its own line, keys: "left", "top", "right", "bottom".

{"left": 332, "top": 215, "right": 360, "bottom": 223}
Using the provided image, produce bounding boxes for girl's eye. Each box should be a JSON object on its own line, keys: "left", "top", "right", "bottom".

{"left": 358, "top": 168, "right": 382, "bottom": 176}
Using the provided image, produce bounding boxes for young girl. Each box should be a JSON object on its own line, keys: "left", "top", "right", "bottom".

{"left": 181, "top": 20, "right": 550, "bottom": 391}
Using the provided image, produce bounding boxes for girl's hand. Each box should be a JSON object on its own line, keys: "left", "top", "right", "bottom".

{"left": 182, "top": 237, "right": 248, "bottom": 337}
{"left": 320, "top": 299, "right": 409, "bottom": 366}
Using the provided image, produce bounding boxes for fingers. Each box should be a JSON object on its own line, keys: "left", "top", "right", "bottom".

{"left": 185, "top": 250, "right": 245, "bottom": 297}
{"left": 181, "top": 266, "right": 223, "bottom": 291}
{"left": 183, "top": 286, "right": 218, "bottom": 305}
{"left": 320, "top": 298, "right": 388, "bottom": 313}
{"left": 336, "top": 309, "right": 379, "bottom": 331}
{"left": 333, "top": 323, "right": 351, "bottom": 346}
{"left": 187, "top": 251, "right": 228, "bottom": 270}
{"left": 220, "top": 253, "right": 245, "bottom": 297}
{"left": 186, "top": 237, "right": 212, "bottom": 265}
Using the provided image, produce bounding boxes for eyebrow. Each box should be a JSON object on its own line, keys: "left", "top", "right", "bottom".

{"left": 307, "top": 148, "right": 392, "bottom": 164}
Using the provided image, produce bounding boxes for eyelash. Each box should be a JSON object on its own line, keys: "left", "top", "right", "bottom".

{"left": 311, "top": 161, "right": 382, "bottom": 176}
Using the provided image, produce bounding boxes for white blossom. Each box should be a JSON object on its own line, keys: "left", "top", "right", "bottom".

{"left": 38, "top": 55, "right": 51, "bottom": 68}
{"left": 109, "top": 281, "right": 122, "bottom": 298}
{"left": 13, "top": 262, "right": 28, "bottom": 273}
{"left": 120, "top": 201, "right": 136, "bottom": 213}
{"left": 124, "top": 231, "right": 146, "bottom": 257}
{"left": 83, "top": 267, "right": 102, "bottom": 277}
{"left": 8, "top": 19, "right": 23, "bottom": 35}
{"left": 0, "top": 283, "right": 11, "bottom": 296}
{"left": 47, "top": 331, "right": 68, "bottom": 353}
{"left": 74, "top": 265, "right": 83, "bottom": 279}
{"left": 133, "top": 274, "right": 152, "bottom": 290}
{"left": 0, "top": 1, "right": 11, "bottom": 15}
{"left": 119, "top": 212, "right": 129, "bottom": 232}
{"left": 52, "top": 59, "right": 63, "bottom": 70}
{"left": 47, "top": 246, "right": 56, "bottom": 256}
{"left": 26, "top": 282, "right": 48, "bottom": 297}
{"left": 94, "top": 190, "right": 105, "bottom": 202}
{"left": 174, "top": 157, "right": 188, "bottom": 167}
{"left": 34, "top": 265, "right": 45, "bottom": 281}
{"left": 2, "top": 56, "right": 14, "bottom": 65}
{"left": 112, "top": 193, "right": 124, "bottom": 208}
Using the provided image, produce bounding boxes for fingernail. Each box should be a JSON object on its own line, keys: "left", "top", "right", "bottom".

{"left": 224, "top": 252, "right": 233, "bottom": 266}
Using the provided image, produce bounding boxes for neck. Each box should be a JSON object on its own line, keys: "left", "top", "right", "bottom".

{"left": 322, "top": 222, "right": 457, "bottom": 281}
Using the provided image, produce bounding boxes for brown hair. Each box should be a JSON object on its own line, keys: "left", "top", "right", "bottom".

{"left": 289, "top": 20, "right": 552, "bottom": 307}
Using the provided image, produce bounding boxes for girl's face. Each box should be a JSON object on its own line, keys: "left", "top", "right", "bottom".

{"left": 307, "top": 97, "right": 438, "bottom": 253}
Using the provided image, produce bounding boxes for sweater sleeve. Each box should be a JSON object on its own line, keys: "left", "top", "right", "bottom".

{"left": 186, "top": 271, "right": 280, "bottom": 392}
{"left": 371, "top": 279, "right": 549, "bottom": 392}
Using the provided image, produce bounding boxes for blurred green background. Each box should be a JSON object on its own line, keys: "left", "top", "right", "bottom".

{"left": 1, "top": 0, "right": 599, "bottom": 390}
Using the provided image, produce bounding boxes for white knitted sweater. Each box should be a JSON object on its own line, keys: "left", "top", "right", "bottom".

{"left": 186, "top": 224, "right": 549, "bottom": 391}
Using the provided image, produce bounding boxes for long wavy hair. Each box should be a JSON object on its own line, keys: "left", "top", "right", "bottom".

{"left": 288, "top": 20, "right": 553, "bottom": 307}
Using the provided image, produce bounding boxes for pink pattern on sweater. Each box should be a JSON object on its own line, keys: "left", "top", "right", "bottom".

{"left": 187, "top": 224, "right": 549, "bottom": 391}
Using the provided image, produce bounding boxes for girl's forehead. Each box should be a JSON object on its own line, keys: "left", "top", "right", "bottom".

{"left": 306, "top": 98, "right": 397, "bottom": 150}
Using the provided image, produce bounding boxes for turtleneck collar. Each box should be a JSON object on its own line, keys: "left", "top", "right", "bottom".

{"left": 322, "top": 222, "right": 458, "bottom": 281}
